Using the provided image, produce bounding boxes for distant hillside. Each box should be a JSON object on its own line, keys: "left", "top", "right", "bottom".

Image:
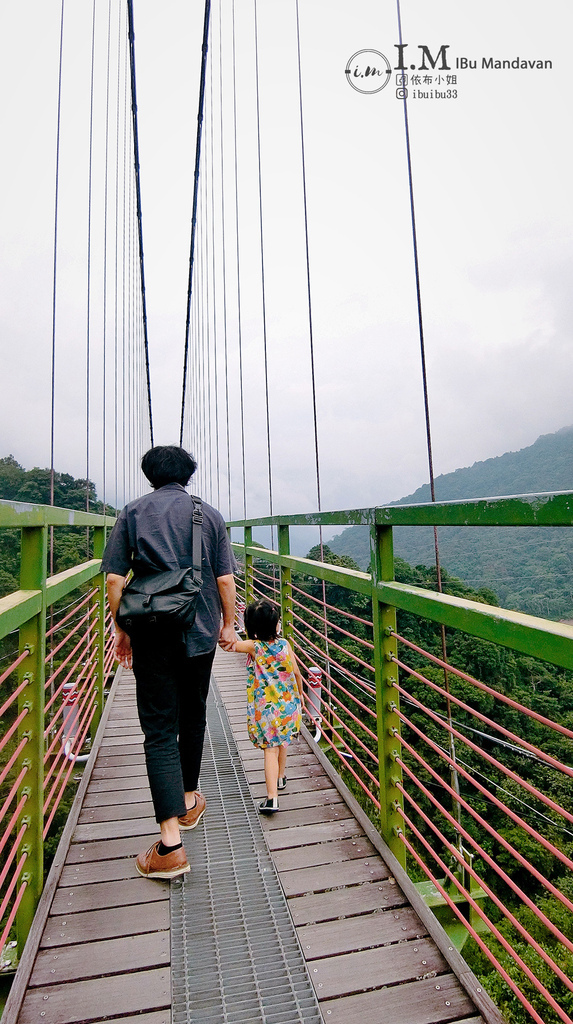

{"left": 328, "top": 426, "right": 573, "bottom": 619}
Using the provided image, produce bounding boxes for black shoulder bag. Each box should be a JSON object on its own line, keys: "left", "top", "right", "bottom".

{"left": 116, "top": 495, "right": 203, "bottom": 633}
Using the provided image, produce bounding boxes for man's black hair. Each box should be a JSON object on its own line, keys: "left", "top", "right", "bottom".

{"left": 244, "top": 599, "right": 280, "bottom": 641}
{"left": 141, "top": 445, "right": 197, "bottom": 489}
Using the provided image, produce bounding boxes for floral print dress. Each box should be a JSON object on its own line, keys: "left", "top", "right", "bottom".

{"left": 246, "top": 638, "right": 302, "bottom": 748}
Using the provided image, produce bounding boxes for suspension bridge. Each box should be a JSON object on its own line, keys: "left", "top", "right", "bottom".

{"left": 0, "top": 3, "right": 572, "bottom": 1024}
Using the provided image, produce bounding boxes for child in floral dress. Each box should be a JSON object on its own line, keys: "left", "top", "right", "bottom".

{"left": 227, "top": 599, "right": 302, "bottom": 813}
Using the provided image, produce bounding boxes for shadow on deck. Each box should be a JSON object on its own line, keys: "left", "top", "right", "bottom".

{"left": 2, "top": 651, "right": 502, "bottom": 1024}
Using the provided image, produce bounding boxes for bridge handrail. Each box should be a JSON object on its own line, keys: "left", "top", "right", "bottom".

{"left": 0, "top": 501, "right": 115, "bottom": 961}
{"left": 228, "top": 488, "right": 573, "bottom": 529}
{"left": 229, "top": 491, "right": 573, "bottom": 1024}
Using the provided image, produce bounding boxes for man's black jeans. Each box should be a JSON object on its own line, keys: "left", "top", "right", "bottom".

{"left": 131, "top": 628, "right": 216, "bottom": 823}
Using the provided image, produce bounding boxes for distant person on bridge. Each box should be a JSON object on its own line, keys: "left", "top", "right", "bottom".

{"left": 102, "top": 445, "right": 238, "bottom": 880}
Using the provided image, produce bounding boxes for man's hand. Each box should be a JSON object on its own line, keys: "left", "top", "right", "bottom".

{"left": 219, "top": 622, "right": 238, "bottom": 650}
{"left": 114, "top": 626, "right": 132, "bottom": 669}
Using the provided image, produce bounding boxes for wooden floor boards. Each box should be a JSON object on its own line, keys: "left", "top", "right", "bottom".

{"left": 15, "top": 674, "right": 170, "bottom": 1024}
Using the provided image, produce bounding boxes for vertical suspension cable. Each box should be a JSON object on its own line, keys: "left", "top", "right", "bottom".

{"left": 218, "top": 0, "right": 232, "bottom": 517}
{"left": 253, "top": 0, "right": 273, "bottom": 524}
{"left": 126, "top": 0, "right": 153, "bottom": 447}
{"left": 180, "top": 0, "right": 212, "bottom": 446}
{"left": 208, "top": 35, "right": 220, "bottom": 509}
{"left": 113, "top": 0, "right": 122, "bottom": 511}
{"left": 102, "top": 0, "right": 113, "bottom": 515}
{"left": 395, "top": 0, "right": 461, "bottom": 825}
{"left": 49, "top": 0, "right": 65, "bottom": 575}
{"left": 122, "top": 24, "right": 128, "bottom": 504}
{"left": 294, "top": 0, "right": 329, "bottom": 664}
{"left": 231, "top": 0, "right": 247, "bottom": 517}
{"left": 294, "top": 0, "right": 322, "bottom": 519}
{"left": 85, "top": 0, "right": 97, "bottom": 526}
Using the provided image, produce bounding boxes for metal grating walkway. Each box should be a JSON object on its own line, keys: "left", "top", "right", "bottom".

{"left": 171, "top": 683, "right": 323, "bottom": 1024}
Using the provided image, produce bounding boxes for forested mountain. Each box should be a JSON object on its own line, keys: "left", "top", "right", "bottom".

{"left": 0, "top": 455, "right": 113, "bottom": 597}
{"left": 328, "top": 426, "right": 573, "bottom": 619}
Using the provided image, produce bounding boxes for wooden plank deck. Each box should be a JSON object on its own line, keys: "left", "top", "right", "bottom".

{"left": 5, "top": 672, "right": 171, "bottom": 1024}
{"left": 3, "top": 652, "right": 502, "bottom": 1024}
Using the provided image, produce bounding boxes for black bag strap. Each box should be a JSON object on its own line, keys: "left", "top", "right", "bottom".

{"left": 191, "top": 495, "right": 203, "bottom": 585}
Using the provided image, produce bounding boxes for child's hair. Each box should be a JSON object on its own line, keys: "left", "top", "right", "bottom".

{"left": 244, "top": 599, "right": 280, "bottom": 641}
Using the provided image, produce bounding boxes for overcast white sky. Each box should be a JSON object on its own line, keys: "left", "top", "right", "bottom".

{"left": 0, "top": 1, "right": 571, "bottom": 522}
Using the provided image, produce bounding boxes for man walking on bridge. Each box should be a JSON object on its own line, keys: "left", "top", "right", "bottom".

{"left": 101, "top": 445, "right": 238, "bottom": 879}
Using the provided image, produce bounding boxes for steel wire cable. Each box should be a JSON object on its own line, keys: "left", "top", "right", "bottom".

{"left": 208, "top": 34, "right": 220, "bottom": 509}
{"left": 395, "top": 740, "right": 573, "bottom": 948}
{"left": 49, "top": 0, "right": 65, "bottom": 578}
{"left": 395, "top": 705, "right": 573, "bottom": 878}
{"left": 180, "top": 0, "right": 212, "bottom": 447}
{"left": 101, "top": 0, "right": 113, "bottom": 514}
{"left": 230, "top": 0, "right": 247, "bottom": 516}
{"left": 126, "top": 0, "right": 153, "bottom": 447}
{"left": 395, "top": 0, "right": 460, "bottom": 821}
{"left": 217, "top": 0, "right": 232, "bottom": 516}
{"left": 113, "top": 0, "right": 122, "bottom": 511}
{"left": 397, "top": 806, "right": 570, "bottom": 1024}
{"left": 253, "top": 0, "right": 273, "bottom": 521}
{"left": 85, "top": 0, "right": 97, "bottom": 522}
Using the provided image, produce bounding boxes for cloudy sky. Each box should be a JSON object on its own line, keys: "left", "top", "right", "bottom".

{"left": 0, "top": 1, "right": 570, "bottom": 523}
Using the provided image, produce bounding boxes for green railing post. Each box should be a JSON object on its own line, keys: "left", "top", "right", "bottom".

{"left": 16, "top": 524, "right": 48, "bottom": 951}
{"left": 244, "top": 526, "right": 254, "bottom": 605}
{"left": 278, "top": 525, "right": 293, "bottom": 644}
{"left": 91, "top": 526, "right": 106, "bottom": 737}
{"left": 370, "top": 524, "right": 406, "bottom": 868}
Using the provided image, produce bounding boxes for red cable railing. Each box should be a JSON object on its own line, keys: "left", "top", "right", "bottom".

{"left": 242, "top": 546, "right": 573, "bottom": 1024}
{"left": 0, "top": 581, "right": 114, "bottom": 960}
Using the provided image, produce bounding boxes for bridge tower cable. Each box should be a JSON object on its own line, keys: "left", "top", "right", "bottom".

{"left": 85, "top": 0, "right": 97, "bottom": 526}
{"left": 101, "top": 0, "right": 114, "bottom": 516}
{"left": 208, "top": 39, "right": 221, "bottom": 510}
{"left": 180, "top": 0, "right": 212, "bottom": 447}
{"left": 395, "top": 0, "right": 461, "bottom": 825}
{"left": 126, "top": 0, "right": 154, "bottom": 447}
{"left": 295, "top": 0, "right": 330, "bottom": 671}
{"left": 253, "top": 0, "right": 274, "bottom": 526}
{"left": 295, "top": 0, "right": 322, "bottom": 521}
{"left": 231, "top": 0, "right": 247, "bottom": 518}
{"left": 113, "top": 0, "right": 122, "bottom": 511}
{"left": 216, "top": 0, "right": 232, "bottom": 517}
{"left": 49, "top": 0, "right": 65, "bottom": 575}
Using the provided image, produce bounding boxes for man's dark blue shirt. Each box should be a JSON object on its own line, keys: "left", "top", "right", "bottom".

{"left": 101, "top": 483, "right": 236, "bottom": 656}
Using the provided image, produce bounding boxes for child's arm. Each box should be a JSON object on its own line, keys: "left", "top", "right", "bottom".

{"left": 231, "top": 638, "right": 256, "bottom": 655}
{"left": 286, "top": 641, "right": 303, "bottom": 697}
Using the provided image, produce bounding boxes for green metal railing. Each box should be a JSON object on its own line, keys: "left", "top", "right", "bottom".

{"left": 0, "top": 500, "right": 115, "bottom": 958}
{"left": 230, "top": 490, "right": 573, "bottom": 1023}
{"left": 230, "top": 490, "right": 573, "bottom": 863}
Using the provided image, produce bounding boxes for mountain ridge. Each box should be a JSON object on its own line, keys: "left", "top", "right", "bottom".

{"left": 328, "top": 426, "right": 573, "bottom": 619}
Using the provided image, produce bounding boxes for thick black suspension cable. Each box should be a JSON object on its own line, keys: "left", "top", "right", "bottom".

{"left": 126, "top": 0, "right": 153, "bottom": 446}
{"left": 396, "top": 0, "right": 460, "bottom": 823}
{"left": 180, "top": 0, "right": 212, "bottom": 446}
{"left": 295, "top": 1, "right": 322, "bottom": 517}
{"left": 395, "top": 0, "right": 440, "bottom": 576}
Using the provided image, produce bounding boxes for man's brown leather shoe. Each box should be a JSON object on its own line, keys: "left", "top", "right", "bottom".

{"left": 135, "top": 841, "right": 190, "bottom": 879}
{"left": 178, "top": 792, "right": 206, "bottom": 830}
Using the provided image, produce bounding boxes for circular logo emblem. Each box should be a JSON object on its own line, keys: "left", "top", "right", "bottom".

{"left": 345, "top": 50, "right": 392, "bottom": 94}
